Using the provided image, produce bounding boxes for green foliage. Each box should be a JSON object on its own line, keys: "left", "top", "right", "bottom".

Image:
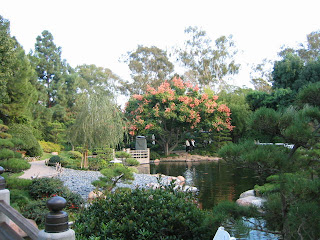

{"left": 92, "top": 163, "right": 135, "bottom": 191}
{"left": 10, "top": 189, "right": 32, "bottom": 211}
{"left": 122, "top": 45, "right": 174, "bottom": 95}
{"left": 0, "top": 139, "right": 14, "bottom": 148}
{"left": 0, "top": 148, "right": 14, "bottom": 159}
{"left": 115, "top": 151, "right": 131, "bottom": 159}
{"left": 28, "top": 178, "right": 83, "bottom": 211}
{"left": 74, "top": 188, "right": 215, "bottom": 239}
{"left": 21, "top": 199, "right": 48, "bottom": 227}
{"left": 296, "top": 81, "right": 320, "bottom": 107}
{"left": 248, "top": 107, "right": 280, "bottom": 142}
{"left": 88, "top": 157, "right": 108, "bottom": 171}
{"left": 48, "top": 155, "right": 63, "bottom": 166}
{"left": 39, "top": 140, "right": 62, "bottom": 153}
{"left": 125, "top": 158, "right": 140, "bottom": 166}
{"left": 1, "top": 158, "right": 30, "bottom": 172}
{"left": 8, "top": 124, "right": 42, "bottom": 157}
{"left": 149, "top": 151, "right": 161, "bottom": 160}
{"left": 6, "top": 177, "right": 32, "bottom": 189}
{"left": 68, "top": 150, "right": 82, "bottom": 159}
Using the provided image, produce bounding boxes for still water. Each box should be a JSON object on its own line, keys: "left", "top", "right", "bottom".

{"left": 149, "top": 161, "right": 259, "bottom": 209}
{"left": 146, "top": 161, "right": 279, "bottom": 240}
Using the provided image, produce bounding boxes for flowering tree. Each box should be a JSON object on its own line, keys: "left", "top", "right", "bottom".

{"left": 125, "top": 77, "right": 234, "bottom": 155}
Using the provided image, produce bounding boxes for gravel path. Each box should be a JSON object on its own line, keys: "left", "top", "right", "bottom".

{"left": 55, "top": 168, "right": 171, "bottom": 199}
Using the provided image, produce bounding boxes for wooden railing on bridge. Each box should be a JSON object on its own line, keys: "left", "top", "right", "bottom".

{"left": 123, "top": 148, "right": 150, "bottom": 164}
{"left": 0, "top": 166, "right": 75, "bottom": 240}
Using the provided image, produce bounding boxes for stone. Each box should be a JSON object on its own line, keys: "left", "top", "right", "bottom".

{"left": 236, "top": 196, "right": 266, "bottom": 208}
{"left": 88, "top": 190, "right": 104, "bottom": 201}
{"left": 9, "top": 219, "right": 38, "bottom": 238}
{"left": 51, "top": 152, "right": 59, "bottom": 155}
{"left": 177, "top": 176, "right": 185, "bottom": 182}
{"left": 239, "top": 189, "right": 255, "bottom": 198}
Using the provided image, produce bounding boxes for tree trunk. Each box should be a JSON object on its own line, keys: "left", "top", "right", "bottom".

{"left": 164, "top": 142, "right": 169, "bottom": 156}
{"left": 84, "top": 149, "right": 88, "bottom": 168}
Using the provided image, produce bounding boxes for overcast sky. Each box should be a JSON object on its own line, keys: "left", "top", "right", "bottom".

{"left": 1, "top": 0, "right": 320, "bottom": 91}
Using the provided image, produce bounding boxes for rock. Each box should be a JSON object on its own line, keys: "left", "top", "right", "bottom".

{"left": 88, "top": 190, "right": 104, "bottom": 201}
{"left": 177, "top": 176, "right": 185, "bottom": 182}
{"left": 239, "top": 189, "right": 255, "bottom": 198}
{"left": 51, "top": 152, "right": 59, "bottom": 155}
{"left": 9, "top": 219, "right": 38, "bottom": 237}
{"left": 236, "top": 195, "right": 266, "bottom": 208}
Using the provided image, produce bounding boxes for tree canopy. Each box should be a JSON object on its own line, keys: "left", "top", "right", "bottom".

{"left": 125, "top": 77, "right": 234, "bottom": 155}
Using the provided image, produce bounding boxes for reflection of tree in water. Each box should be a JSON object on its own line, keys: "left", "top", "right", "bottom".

{"left": 150, "top": 161, "right": 259, "bottom": 210}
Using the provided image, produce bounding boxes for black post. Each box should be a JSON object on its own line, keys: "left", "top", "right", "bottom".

{"left": 45, "top": 196, "right": 69, "bottom": 233}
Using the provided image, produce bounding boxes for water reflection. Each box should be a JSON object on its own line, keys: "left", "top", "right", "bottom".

{"left": 148, "top": 161, "right": 260, "bottom": 209}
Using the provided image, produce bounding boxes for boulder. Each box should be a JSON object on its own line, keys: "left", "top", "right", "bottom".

{"left": 239, "top": 189, "right": 255, "bottom": 198}
{"left": 236, "top": 195, "right": 266, "bottom": 208}
{"left": 9, "top": 219, "right": 38, "bottom": 238}
{"left": 177, "top": 176, "right": 185, "bottom": 183}
{"left": 88, "top": 190, "right": 104, "bottom": 201}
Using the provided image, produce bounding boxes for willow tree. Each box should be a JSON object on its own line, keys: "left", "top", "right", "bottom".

{"left": 68, "top": 93, "right": 125, "bottom": 168}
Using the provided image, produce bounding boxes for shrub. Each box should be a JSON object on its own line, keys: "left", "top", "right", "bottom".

{"left": 0, "top": 148, "right": 15, "bottom": 160}
{"left": 125, "top": 158, "right": 140, "bottom": 166}
{"left": 0, "top": 139, "right": 14, "bottom": 148}
{"left": 29, "top": 178, "right": 83, "bottom": 210}
{"left": 21, "top": 199, "right": 48, "bottom": 227}
{"left": 150, "top": 151, "right": 161, "bottom": 160}
{"left": 88, "top": 158, "right": 108, "bottom": 171}
{"left": 29, "top": 178, "right": 65, "bottom": 199}
{"left": 74, "top": 188, "right": 215, "bottom": 239}
{"left": 6, "top": 177, "right": 32, "bottom": 189}
{"left": 1, "top": 158, "right": 30, "bottom": 172}
{"left": 115, "top": 151, "right": 131, "bottom": 159}
{"left": 10, "top": 189, "right": 32, "bottom": 210}
{"left": 39, "top": 141, "right": 62, "bottom": 153}
{"left": 8, "top": 124, "right": 42, "bottom": 157}
{"left": 68, "top": 151, "right": 82, "bottom": 159}
{"left": 48, "top": 155, "right": 63, "bottom": 166}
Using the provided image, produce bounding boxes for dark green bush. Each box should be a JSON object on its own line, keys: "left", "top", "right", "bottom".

{"left": 115, "top": 151, "right": 131, "bottom": 159}
{"left": 150, "top": 151, "right": 161, "bottom": 160}
{"left": 1, "top": 158, "right": 30, "bottom": 172}
{"left": 10, "top": 189, "right": 32, "bottom": 210}
{"left": 74, "top": 188, "right": 215, "bottom": 239}
{"left": 0, "top": 148, "right": 15, "bottom": 160}
{"left": 8, "top": 124, "right": 43, "bottom": 157}
{"left": 0, "top": 139, "right": 14, "bottom": 148}
{"left": 21, "top": 199, "right": 48, "bottom": 227}
{"left": 29, "top": 178, "right": 64, "bottom": 198}
{"left": 48, "top": 155, "right": 63, "bottom": 166}
{"left": 29, "top": 178, "right": 83, "bottom": 210}
{"left": 6, "top": 177, "right": 32, "bottom": 189}
{"left": 125, "top": 158, "right": 140, "bottom": 166}
{"left": 88, "top": 157, "right": 108, "bottom": 171}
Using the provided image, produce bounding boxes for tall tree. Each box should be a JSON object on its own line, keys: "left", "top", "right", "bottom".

{"left": 250, "top": 59, "right": 273, "bottom": 93}
{"left": 68, "top": 93, "right": 125, "bottom": 168}
{"left": 0, "top": 15, "right": 37, "bottom": 124}
{"left": 31, "top": 30, "right": 67, "bottom": 108}
{"left": 76, "top": 64, "right": 120, "bottom": 96}
{"left": 177, "top": 26, "right": 240, "bottom": 90}
{"left": 125, "top": 77, "right": 234, "bottom": 155}
{"left": 122, "top": 45, "right": 174, "bottom": 95}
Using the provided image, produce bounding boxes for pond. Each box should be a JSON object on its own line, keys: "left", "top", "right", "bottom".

{"left": 149, "top": 160, "right": 260, "bottom": 209}
{"left": 144, "top": 160, "right": 280, "bottom": 240}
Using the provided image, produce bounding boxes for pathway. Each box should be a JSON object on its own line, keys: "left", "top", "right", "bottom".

{"left": 19, "top": 160, "right": 59, "bottom": 179}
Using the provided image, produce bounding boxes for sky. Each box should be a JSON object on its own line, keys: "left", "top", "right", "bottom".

{"left": 1, "top": 0, "right": 320, "bottom": 101}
